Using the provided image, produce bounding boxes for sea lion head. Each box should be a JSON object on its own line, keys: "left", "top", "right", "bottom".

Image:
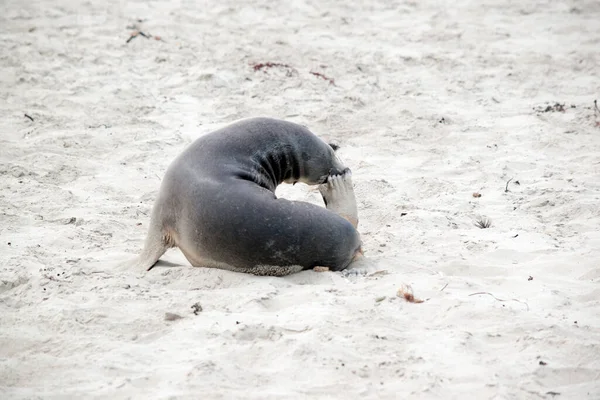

{"left": 285, "top": 140, "right": 347, "bottom": 185}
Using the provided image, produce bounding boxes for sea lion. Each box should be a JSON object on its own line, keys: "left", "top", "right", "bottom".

{"left": 135, "top": 117, "right": 363, "bottom": 276}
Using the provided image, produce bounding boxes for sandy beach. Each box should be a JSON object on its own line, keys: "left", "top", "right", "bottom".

{"left": 1, "top": 0, "right": 599, "bottom": 398}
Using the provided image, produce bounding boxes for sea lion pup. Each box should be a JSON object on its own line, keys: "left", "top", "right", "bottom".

{"left": 135, "top": 117, "right": 363, "bottom": 276}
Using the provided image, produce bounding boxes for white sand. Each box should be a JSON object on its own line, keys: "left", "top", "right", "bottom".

{"left": 1, "top": 0, "right": 599, "bottom": 398}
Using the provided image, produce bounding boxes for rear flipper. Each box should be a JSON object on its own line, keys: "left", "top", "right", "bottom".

{"left": 135, "top": 223, "right": 172, "bottom": 271}
{"left": 319, "top": 170, "right": 379, "bottom": 276}
{"left": 311, "top": 253, "right": 385, "bottom": 277}
{"left": 341, "top": 252, "right": 384, "bottom": 277}
{"left": 318, "top": 170, "right": 359, "bottom": 228}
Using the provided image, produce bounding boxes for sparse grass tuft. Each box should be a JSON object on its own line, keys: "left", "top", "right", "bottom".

{"left": 475, "top": 216, "right": 492, "bottom": 229}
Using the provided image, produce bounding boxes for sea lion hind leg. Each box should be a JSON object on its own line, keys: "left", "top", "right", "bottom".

{"left": 341, "top": 251, "right": 383, "bottom": 277}
{"left": 135, "top": 224, "right": 174, "bottom": 271}
{"left": 318, "top": 170, "right": 359, "bottom": 228}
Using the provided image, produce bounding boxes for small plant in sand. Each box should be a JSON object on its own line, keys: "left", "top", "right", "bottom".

{"left": 474, "top": 215, "right": 492, "bottom": 229}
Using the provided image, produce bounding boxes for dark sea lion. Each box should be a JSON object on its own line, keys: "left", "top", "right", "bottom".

{"left": 135, "top": 117, "right": 363, "bottom": 276}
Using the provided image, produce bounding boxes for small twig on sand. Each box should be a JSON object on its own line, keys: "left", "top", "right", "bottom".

{"left": 534, "top": 102, "right": 566, "bottom": 113}
{"left": 126, "top": 31, "right": 151, "bottom": 43}
{"left": 280, "top": 326, "right": 311, "bottom": 333}
{"left": 310, "top": 71, "right": 336, "bottom": 85}
{"left": 24, "top": 113, "right": 34, "bottom": 122}
{"left": 43, "top": 273, "right": 72, "bottom": 283}
{"left": 469, "top": 291, "right": 529, "bottom": 311}
{"left": 252, "top": 62, "right": 297, "bottom": 78}
{"left": 594, "top": 99, "right": 599, "bottom": 114}
{"left": 252, "top": 62, "right": 294, "bottom": 72}
{"left": 440, "top": 283, "right": 449, "bottom": 291}
{"left": 505, "top": 177, "right": 513, "bottom": 192}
